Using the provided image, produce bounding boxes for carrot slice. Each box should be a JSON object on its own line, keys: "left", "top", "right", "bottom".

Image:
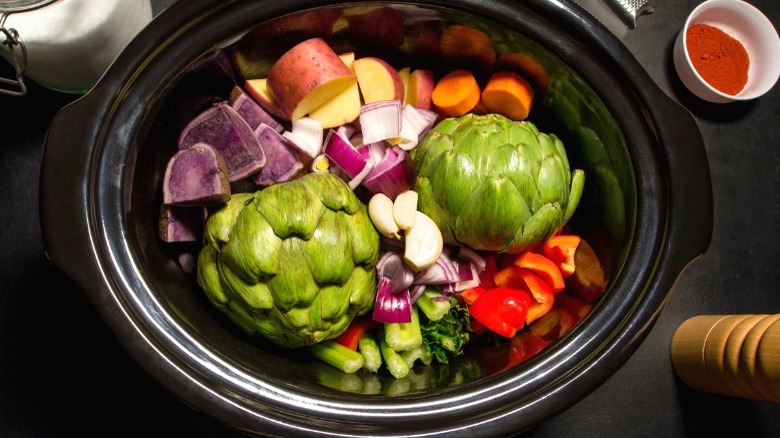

{"left": 480, "top": 70, "right": 535, "bottom": 121}
{"left": 431, "top": 69, "right": 481, "bottom": 117}
{"left": 439, "top": 24, "right": 497, "bottom": 77}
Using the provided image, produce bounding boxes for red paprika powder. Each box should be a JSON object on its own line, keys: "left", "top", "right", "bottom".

{"left": 686, "top": 23, "right": 750, "bottom": 95}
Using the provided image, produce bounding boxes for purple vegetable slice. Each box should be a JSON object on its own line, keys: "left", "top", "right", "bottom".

{"left": 251, "top": 123, "right": 305, "bottom": 186}
{"left": 229, "top": 85, "right": 283, "bottom": 133}
{"left": 178, "top": 102, "right": 266, "bottom": 181}
{"left": 162, "top": 142, "right": 231, "bottom": 206}
{"left": 158, "top": 205, "right": 208, "bottom": 243}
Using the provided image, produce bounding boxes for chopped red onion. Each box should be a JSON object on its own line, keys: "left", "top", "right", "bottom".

{"left": 372, "top": 277, "right": 412, "bottom": 323}
{"left": 359, "top": 100, "right": 402, "bottom": 144}
{"left": 414, "top": 252, "right": 459, "bottom": 285}
{"left": 454, "top": 260, "right": 481, "bottom": 291}
{"left": 282, "top": 116, "right": 323, "bottom": 158}
{"left": 409, "top": 284, "right": 427, "bottom": 305}
{"left": 454, "top": 246, "right": 487, "bottom": 272}
{"left": 361, "top": 146, "right": 414, "bottom": 200}
{"left": 376, "top": 251, "right": 414, "bottom": 293}
{"left": 396, "top": 104, "right": 438, "bottom": 151}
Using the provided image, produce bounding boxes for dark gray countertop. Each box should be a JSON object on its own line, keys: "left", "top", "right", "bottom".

{"left": 1, "top": 0, "right": 778, "bottom": 436}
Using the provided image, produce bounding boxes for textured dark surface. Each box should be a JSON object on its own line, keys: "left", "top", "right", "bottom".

{"left": 1, "top": 0, "right": 778, "bottom": 436}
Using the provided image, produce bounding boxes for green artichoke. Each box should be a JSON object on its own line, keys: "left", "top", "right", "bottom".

{"left": 410, "top": 113, "right": 584, "bottom": 254}
{"left": 196, "top": 172, "right": 380, "bottom": 348}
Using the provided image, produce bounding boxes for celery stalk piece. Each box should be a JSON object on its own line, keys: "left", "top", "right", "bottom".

{"left": 400, "top": 344, "right": 433, "bottom": 368}
{"left": 384, "top": 306, "right": 423, "bottom": 352}
{"left": 415, "top": 288, "right": 452, "bottom": 321}
{"left": 358, "top": 332, "right": 383, "bottom": 373}
{"left": 309, "top": 340, "right": 365, "bottom": 373}
{"left": 379, "top": 328, "right": 410, "bottom": 379}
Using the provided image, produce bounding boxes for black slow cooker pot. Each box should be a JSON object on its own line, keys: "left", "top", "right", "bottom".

{"left": 39, "top": 0, "right": 713, "bottom": 436}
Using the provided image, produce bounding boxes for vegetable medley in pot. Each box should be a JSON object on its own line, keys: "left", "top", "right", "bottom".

{"left": 158, "top": 7, "right": 608, "bottom": 387}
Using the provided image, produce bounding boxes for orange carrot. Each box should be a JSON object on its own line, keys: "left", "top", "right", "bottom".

{"left": 480, "top": 70, "right": 535, "bottom": 121}
{"left": 439, "top": 24, "right": 496, "bottom": 76}
{"left": 431, "top": 69, "right": 481, "bottom": 117}
{"left": 494, "top": 52, "right": 549, "bottom": 96}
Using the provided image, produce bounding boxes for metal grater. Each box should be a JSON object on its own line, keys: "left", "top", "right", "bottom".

{"left": 604, "top": 0, "right": 654, "bottom": 28}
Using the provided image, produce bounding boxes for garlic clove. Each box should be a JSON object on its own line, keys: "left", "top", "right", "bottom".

{"left": 392, "top": 190, "right": 418, "bottom": 231}
{"left": 404, "top": 211, "right": 443, "bottom": 271}
{"left": 369, "top": 193, "right": 401, "bottom": 239}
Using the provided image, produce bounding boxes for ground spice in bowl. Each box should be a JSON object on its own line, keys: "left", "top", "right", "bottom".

{"left": 686, "top": 23, "right": 750, "bottom": 95}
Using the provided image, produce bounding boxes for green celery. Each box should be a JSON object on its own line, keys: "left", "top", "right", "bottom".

{"left": 378, "top": 328, "right": 410, "bottom": 379}
{"left": 415, "top": 287, "right": 452, "bottom": 321}
{"left": 358, "top": 332, "right": 383, "bottom": 373}
{"left": 384, "top": 306, "right": 423, "bottom": 352}
{"left": 309, "top": 340, "right": 365, "bottom": 374}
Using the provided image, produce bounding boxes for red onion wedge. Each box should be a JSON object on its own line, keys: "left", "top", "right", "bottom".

{"left": 372, "top": 277, "right": 412, "bottom": 324}
{"left": 358, "top": 99, "right": 402, "bottom": 144}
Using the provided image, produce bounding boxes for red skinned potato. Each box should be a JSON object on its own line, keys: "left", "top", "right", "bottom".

{"left": 406, "top": 68, "right": 434, "bottom": 110}
{"left": 243, "top": 78, "right": 289, "bottom": 121}
{"left": 352, "top": 56, "right": 404, "bottom": 104}
{"left": 344, "top": 6, "right": 405, "bottom": 48}
{"left": 266, "top": 38, "right": 357, "bottom": 121}
{"left": 163, "top": 143, "right": 231, "bottom": 206}
{"left": 178, "top": 102, "right": 266, "bottom": 181}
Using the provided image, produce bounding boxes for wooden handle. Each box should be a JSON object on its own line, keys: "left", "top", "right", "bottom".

{"left": 671, "top": 314, "right": 780, "bottom": 402}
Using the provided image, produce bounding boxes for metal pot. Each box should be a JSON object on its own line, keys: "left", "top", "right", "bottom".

{"left": 39, "top": 0, "right": 713, "bottom": 436}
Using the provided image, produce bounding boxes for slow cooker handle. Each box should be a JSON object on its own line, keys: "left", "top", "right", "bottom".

{"left": 656, "top": 100, "right": 713, "bottom": 267}
{"left": 39, "top": 90, "right": 107, "bottom": 293}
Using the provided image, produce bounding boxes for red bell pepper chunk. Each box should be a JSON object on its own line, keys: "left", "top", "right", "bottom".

{"left": 503, "top": 330, "right": 552, "bottom": 370}
{"left": 468, "top": 286, "right": 532, "bottom": 338}
{"left": 512, "top": 250, "right": 566, "bottom": 293}
{"left": 529, "top": 307, "right": 578, "bottom": 341}
{"left": 460, "top": 286, "right": 488, "bottom": 305}
{"left": 541, "top": 234, "right": 581, "bottom": 278}
{"left": 554, "top": 291, "right": 593, "bottom": 321}
{"left": 520, "top": 269, "right": 555, "bottom": 324}
{"left": 332, "top": 315, "right": 380, "bottom": 350}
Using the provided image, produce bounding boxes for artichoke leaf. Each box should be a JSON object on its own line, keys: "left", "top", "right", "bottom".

{"left": 302, "top": 210, "right": 355, "bottom": 285}
{"left": 413, "top": 176, "right": 456, "bottom": 244}
{"left": 196, "top": 245, "right": 228, "bottom": 306}
{"left": 455, "top": 175, "right": 529, "bottom": 251}
{"left": 502, "top": 145, "right": 538, "bottom": 211}
{"left": 223, "top": 300, "right": 266, "bottom": 336}
{"left": 220, "top": 206, "right": 281, "bottom": 283}
{"left": 345, "top": 266, "right": 377, "bottom": 313}
{"left": 301, "top": 171, "right": 361, "bottom": 215}
{"left": 317, "top": 283, "right": 352, "bottom": 322}
{"left": 217, "top": 259, "right": 274, "bottom": 310}
{"left": 266, "top": 237, "right": 321, "bottom": 312}
{"left": 536, "top": 154, "right": 569, "bottom": 209}
{"left": 346, "top": 206, "right": 380, "bottom": 266}
{"left": 203, "top": 192, "right": 256, "bottom": 249}
{"left": 255, "top": 179, "right": 324, "bottom": 240}
{"left": 431, "top": 150, "right": 481, "bottom": 226}
{"left": 410, "top": 131, "right": 452, "bottom": 177}
{"left": 503, "top": 202, "right": 562, "bottom": 253}
{"left": 508, "top": 120, "right": 539, "bottom": 147}
{"left": 563, "top": 169, "right": 585, "bottom": 223}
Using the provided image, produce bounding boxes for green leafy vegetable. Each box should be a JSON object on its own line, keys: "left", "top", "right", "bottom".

{"left": 420, "top": 297, "right": 471, "bottom": 364}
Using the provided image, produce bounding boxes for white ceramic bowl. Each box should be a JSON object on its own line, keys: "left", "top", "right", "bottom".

{"left": 673, "top": 0, "right": 780, "bottom": 103}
